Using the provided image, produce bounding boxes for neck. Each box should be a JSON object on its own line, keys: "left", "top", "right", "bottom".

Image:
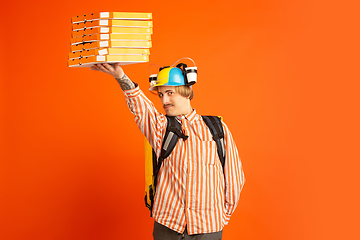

{"left": 180, "top": 103, "right": 192, "bottom": 116}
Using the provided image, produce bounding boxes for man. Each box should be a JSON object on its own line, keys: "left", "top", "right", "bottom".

{"left": 90, "top": 62, "right": 245, "bottom": 240}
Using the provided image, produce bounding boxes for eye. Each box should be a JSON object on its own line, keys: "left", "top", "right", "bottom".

{"left": 158, "top": 93, "right": 163, "bottom": 97}
{"left": 168, "top": 91, "right": 174, "bottom": 95}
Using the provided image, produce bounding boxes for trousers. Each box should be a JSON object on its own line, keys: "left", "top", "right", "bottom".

{"left": 153, "top": 222, "right": 223, "bottom": 240}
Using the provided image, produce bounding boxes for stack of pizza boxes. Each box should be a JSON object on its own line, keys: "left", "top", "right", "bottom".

{"left": 68, "top": 12, "right": 153, "bottom": 67}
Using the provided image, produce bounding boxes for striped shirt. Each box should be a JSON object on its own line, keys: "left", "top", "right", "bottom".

{"left": 124, "top": 86, "right": 245, "bottom": 235}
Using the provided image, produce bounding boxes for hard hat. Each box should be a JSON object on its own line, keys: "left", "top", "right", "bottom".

{"left": 149, "top": 67, "right": 185, "bottom": 91}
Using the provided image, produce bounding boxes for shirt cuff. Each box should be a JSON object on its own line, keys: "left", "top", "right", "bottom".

{"left": 123, "top": 82, "right": 141, "bottom": 98}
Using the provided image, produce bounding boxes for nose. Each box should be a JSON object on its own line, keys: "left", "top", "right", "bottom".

{"left": 162, "top": 94, "right": 170, "bottom": 105}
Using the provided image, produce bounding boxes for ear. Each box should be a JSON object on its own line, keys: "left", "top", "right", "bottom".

{"left": 188, "top": 89, "right": 194, "bottom": 100}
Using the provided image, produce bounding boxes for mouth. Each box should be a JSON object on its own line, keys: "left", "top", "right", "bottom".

{"left": 164, "top": 104, "right": 173, "bottom": 110}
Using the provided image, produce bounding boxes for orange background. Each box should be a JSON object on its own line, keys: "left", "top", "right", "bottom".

{"left": 1, "top": 0, "right": 359, "bottom": 239}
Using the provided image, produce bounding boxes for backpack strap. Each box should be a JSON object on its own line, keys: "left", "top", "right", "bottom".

{"left": 153, "top": 116, "right": 188, "bottom": 193}
{"left": 146, "top": 115, "right": 225, "bottom": 216}
{"left": 201, "top": 116, "right": 226, "bottom": 171}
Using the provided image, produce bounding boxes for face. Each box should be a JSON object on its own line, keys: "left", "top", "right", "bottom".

{"left": 157, "top": 86, "right": 191, "bottom": 116}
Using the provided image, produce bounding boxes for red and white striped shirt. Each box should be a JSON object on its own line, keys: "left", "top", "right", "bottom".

{"left": 124, "top": 86, "right": 245, "bottom": 235}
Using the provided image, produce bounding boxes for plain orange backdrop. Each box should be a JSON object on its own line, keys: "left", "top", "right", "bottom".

{"left": 1, "top": 0, "right": 359, "bottom": 239}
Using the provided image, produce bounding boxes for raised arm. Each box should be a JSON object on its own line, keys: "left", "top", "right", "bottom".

{"left": 90, "top": 62, "right": 166, "bottom": 155}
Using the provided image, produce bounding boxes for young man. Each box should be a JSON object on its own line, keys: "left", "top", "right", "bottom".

{"left": 90, "top": 62, "right": 245, "bottom": 240}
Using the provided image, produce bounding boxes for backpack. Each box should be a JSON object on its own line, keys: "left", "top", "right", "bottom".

{"left": 144, "top": 115, "right": 225, "bottom": 216}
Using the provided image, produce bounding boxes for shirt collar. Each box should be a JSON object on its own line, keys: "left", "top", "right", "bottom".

{"left": 175, "top": 109, "right": 200, "bottom": 124}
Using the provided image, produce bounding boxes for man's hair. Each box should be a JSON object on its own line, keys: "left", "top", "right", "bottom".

{"left": 175, "top": 85, "right": 194, "bottom": 100}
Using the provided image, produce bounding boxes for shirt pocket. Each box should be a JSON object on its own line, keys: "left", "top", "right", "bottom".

{"left": 200, "top": 140, "right": 219, "bottom": 166}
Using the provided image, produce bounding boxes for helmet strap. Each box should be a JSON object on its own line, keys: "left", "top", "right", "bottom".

{"left": 159, "top": 66, "right": 170, "bottom": 71}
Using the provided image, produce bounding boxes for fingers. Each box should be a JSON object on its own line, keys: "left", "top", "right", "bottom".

{"left": 90, "top": 64, "right": 102, "bottom": 71}
{"left": 90, "top": 63, "right": 125, "bottom": 78}
{"left": 102, "top": 63, "right": 113, "bottom": 71}
{"left": 97, "top": 63, "right": 111, "bottom": 72}
{"left": 90, "top": 64, "right": 103, "bottom": 71}
{"left": 91, "top": 63, "right": 112, "bottom": 72}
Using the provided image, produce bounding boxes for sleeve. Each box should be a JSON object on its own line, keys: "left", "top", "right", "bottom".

{"left": 222, "top": 121, "right": 245, "bottom": 225}
{"left": 123, "top": 86, "right": 166, "bottom": 155}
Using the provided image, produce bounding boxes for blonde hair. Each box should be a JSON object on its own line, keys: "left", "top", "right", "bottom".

{"left": 175, "top": 85, "right": 194, "bottom": 100}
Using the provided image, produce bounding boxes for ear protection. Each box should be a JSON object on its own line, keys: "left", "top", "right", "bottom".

{"left": 149, "top": 57, "right": 198, "bottom": 90}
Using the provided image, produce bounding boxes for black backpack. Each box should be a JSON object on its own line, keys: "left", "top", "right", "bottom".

{"left": 144, "top": 115, "right": 225, "bottom": 216}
